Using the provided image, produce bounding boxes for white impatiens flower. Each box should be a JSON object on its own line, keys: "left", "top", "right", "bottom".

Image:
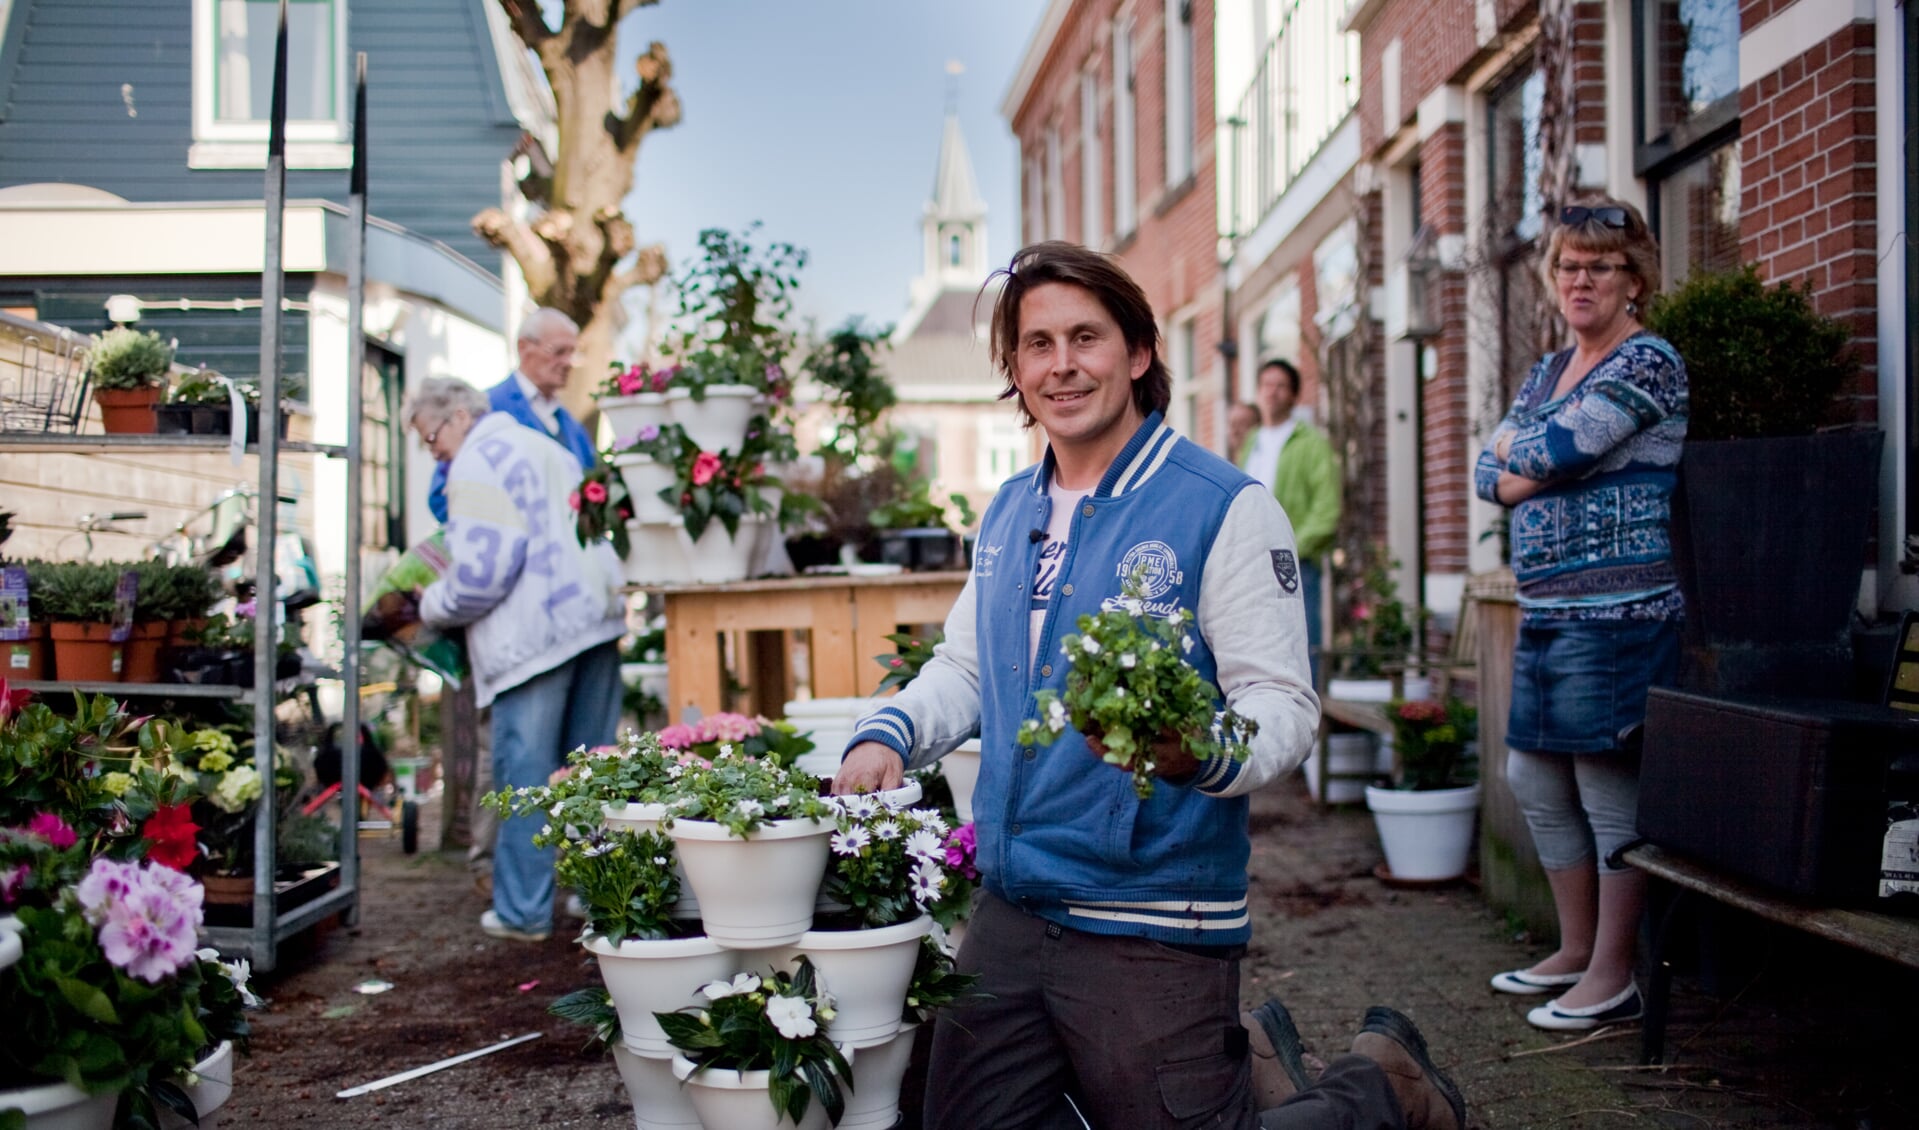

{"left": 910, "top": 860, "right": 946, "bottom": 904}
{"left": 735, "top": 798, "right": 765, "bottom": 819}
{"left": 904, "top": 829, "right": 944, "bottom": 863}
{"left": 1181, "top": 634, "right": 1195, "bottom": 655}
{"left": 1045, "top": 698, "right": 1068, "bottom": 732}
{"left": 1118, "top": 596, "right": 1145, "bottom": 615}
{"left": 766, "top": 994, "right": 817, "bottom": 1039}
{"left": 702, "top": 973, "right": 762, "bottom": 1001}
{"left": 1119, "top": 652, "right": 1137, "bottom": 669}
{"left": 831, "top": 827, "right": 872, "bottom": 856}
{"left": 1080, "top": 636, "right": 1102, "bottom": 655}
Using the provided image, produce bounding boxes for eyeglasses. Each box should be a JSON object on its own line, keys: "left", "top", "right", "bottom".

{"left": 421, "top": 419, "right": 451, "bottom": 446}
{"left": 1552, "top": 260, "right": 1630, "bottom": 281}
{"left": 1560, "top": 205, "right": 1629, "bottom": 229}
{"left": 529, "top": 340, "right": 577, "bottom": 360}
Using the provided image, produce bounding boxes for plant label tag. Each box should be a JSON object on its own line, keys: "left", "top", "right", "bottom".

{"left": 0, "top": 564, "right": 27, "bottom": 640}
{"left": 110, "top": 570, "right": 138, "bottom": 642}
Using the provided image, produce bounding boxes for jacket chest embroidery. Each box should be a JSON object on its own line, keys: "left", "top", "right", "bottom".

{"left": 1104, "top": 539, "right": 1185, "bottom": 618}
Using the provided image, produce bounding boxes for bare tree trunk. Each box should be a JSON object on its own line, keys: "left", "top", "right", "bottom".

{"left": 1532, "top": 0, "right": 1577, "bottom": 359}
{"left": 478, "top": 1, "right": 681, "bottom": 417}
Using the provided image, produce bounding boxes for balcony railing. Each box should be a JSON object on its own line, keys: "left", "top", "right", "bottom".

{"left": 1224, "top": 0, "right": 1361, "bottom": 240}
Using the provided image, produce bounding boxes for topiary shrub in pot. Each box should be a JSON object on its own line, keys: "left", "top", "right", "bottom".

{"left": 33, "top": 561, "right": 130, "bottom": 682}
{"left": 1643, "top": 265, "right": 1880, "bottom": 695}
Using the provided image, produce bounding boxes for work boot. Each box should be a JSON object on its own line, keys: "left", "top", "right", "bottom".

{"left": 1243, "top": 1000, "right": 1314, "bottom": 1108}
{"left": 1350, "top": 1006, "right": 1465, "bottom": 1130}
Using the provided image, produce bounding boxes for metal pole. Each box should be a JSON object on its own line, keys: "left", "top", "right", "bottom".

{"left": 251, "top": 0, "right": 289, "bottom": 971}
{"left": 340, "top": 52, "right": 368, "bottom": 924}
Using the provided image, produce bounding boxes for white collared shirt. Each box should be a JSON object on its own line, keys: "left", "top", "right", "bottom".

{"left": 513, "top": 371, "right": 563, "bottom": 435}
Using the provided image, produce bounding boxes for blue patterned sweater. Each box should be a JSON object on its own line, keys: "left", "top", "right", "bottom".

{"left": 1473, "top": 333, "right": 1689, "bottom": 622}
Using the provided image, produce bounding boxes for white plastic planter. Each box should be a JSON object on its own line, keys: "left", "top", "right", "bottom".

{"left": 0, "top": 1081, "right": 117, "bottom": 1130}
{"left": 665, "top": 385, "right": 760, "bottom": 454}
{"left": 684, "top": 516, "right": 765, "bottom": 584}
{"left": 623, "top": 519, "right": 694, "bottom": 587}
{"left": 782, "top": 697, "right": 887, "bottom": 778}
{"left": 670, "top": 1050, "right": 850, "bottom": 1130}
{"left": 158, "top": 1041, "right": 234, "bottom": 1130}
{"left": 599, "top": 392, "right": 672, "bottom": 447}
{"left": 1303, "top": 732, "right": 1376, "bottom": 804}
{"left": 600, "top": 802, "right": 699, "bottom": 919}
{"left": 668, "top": 817, "right": 833, "bottom": 946}
{"left": 837, "top": 1022, "right": 920, "bottom": 1130}
{"left": 771, "top": 914, "right": 934, "bottom": 1048}
{"left": 942, "top": 740, "right": 982, "bottom": 823}
{"left": 612, "top": 453, "right": 678, "bottom": 524}
{"left": 586, "top": 932, "right": 737, "bottom": 1057}
{"left": 612, "top": 1044, "right": 703, "bottom": 1129}
{"left": 1365, "top": 783, "right": 1481, "bottom": 882}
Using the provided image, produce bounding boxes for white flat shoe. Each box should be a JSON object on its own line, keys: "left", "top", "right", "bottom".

{"left": 1490, "top": 967, "right": 1584, "bottom": 995}
{"left": 1527, "top": 982, "right": 1642, "bottom": 1031}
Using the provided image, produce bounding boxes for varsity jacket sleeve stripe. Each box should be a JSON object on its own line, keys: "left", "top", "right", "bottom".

{"left": 846, "top": 569, "right": 984, "bottom": 769}
{"left": 1190, "top": 485, "right": 1320, "bottom": 797}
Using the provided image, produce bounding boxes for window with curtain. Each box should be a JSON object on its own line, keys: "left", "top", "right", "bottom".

{"left": 193, "top": 0, "right": 348, "bottom": 159}
{"left": 1113, "top": 14, "right": 1138, "bottom": 236}
{"left": 1081, "top": 71, "right": 1104, "bottom": 246}
{"left": 1636, "top": 0, "right": 1741, "bottom": 284}
{"left": 1163, "top": 0, "right": 1194, "bottom": 186}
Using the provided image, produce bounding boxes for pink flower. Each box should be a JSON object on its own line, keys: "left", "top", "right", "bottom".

{"left": 617, "top": 365, "right": 647, "bottom": 396}
{"left": 0, "top": 863, "right": 27, "bottom": 906}
{"left": 697, "top": 713, "right": 761, "bottom": 743}
{"left": 1352, "top": 603, "right": 1372, "bottom": 622}
{"left": 639, "top": 424, "right": 660, "bottom": 442}
{"left": 234, "top": 600, "right": 258, "bottom": 619}
{"left": 690, "top": 451, "right": 722, "bottom": 487}
{"left": 26, "top": 812, "right": 77, "bottom": 849}
{"left": 944, "top": 823, "right": 979, "bottom": 880}
{"left": 548, "top": 765, "right": 576, "bottom": 786}
{"left": 78, "top": 857, "right": 203, "bottom": 983}
{"left": 584, "top": 481, "right": 609, "bottom": 504}
{"left": 0, "top": 678, "right": 30, "bottom": 723}
{"left": 568, "top": 490, "right": 583, "bottom": 511}
{"left": 651, "top": 366, "right": 677, "bottom": 393}
{"left": 657, "top": 723, "right": 699, "bottom": 750}
{"left": 889, "top": 658, "right": 904, "bottom": 668}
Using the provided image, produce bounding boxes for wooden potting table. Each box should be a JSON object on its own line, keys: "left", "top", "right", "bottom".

{"left": 630, "top": 571, "right": 969, "bottom": 721}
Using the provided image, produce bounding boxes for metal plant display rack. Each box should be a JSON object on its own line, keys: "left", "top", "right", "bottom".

{"left": 1, "top": 14, "right": 369, "bottom": 971}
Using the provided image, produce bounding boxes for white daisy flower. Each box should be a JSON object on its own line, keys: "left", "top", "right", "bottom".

{"left": 905, "top": 829, "right": 944, "bottom": 862}
{"left": 831, "top": 827, "right": 871, "bottom": 856}
{"left": 910, "top": 861, "right": 946, "bottom": 903}
{"left": 872, "top": 819, "right": 901, "bottom": 841}
{"left": 916, "top": 810, "right": 949, "bottom": 837}
{"left": 1181, "top": 634, "right": 1195, "bottom": 654}
{"left": 766, "top": 995, "right": 817, "bottom": 1039}
{"left": 847, "top": 796, "right": 879, "bottom": 820}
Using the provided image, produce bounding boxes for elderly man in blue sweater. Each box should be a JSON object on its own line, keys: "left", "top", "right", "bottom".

{"left": 407, "top": 376, "right": 625, "bottom": 944}
{"left": 836, "top": 243, "right": 1465, "bottom": 1130}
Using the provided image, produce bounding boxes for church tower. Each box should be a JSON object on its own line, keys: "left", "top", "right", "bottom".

{"left": 897, "top": 85, "right": 990, "bottom": 340}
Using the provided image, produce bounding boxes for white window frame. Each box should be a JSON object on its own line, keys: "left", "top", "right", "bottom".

{"left": 1045, "top": 126, "right": 1066, "bottom": 241}
{"left": 977, "top": 414, "right": 1027, "bottom": 485}
{"left": 1168, "top": 315, "right": 1199, "bottom": 437}
{"left": 1163, "top": 0, "right": 1194, "bottom": 186}
{"left": 1112, "top": 13, "right": 1138, "bottom": 236}
{"left": 190, "top": 0, "right": 352, "bottom": 169}
{"left": 1023, "top": 154, "right": 1044, "bottom": 245}
{"left": 1080, "top": 71, "right": 1104, "bottom": 246}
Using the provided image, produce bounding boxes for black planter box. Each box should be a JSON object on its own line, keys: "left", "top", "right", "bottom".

{"left": 1638, "top": 688, "right": 1919, "bottom": 902}
{"left": 875, "top": 528, "right": 965, "bottom": 572}
{"left": 152, "top": 404, "right": 289, "bottom": 441}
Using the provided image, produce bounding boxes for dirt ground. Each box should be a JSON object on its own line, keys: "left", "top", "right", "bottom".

{"left": 224, "top": 779, "right": 1919, "bottom": 1129}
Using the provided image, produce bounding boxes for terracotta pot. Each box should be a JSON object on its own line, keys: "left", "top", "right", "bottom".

{"left": 93, "top": 386, "right": 162, "bottom": 434}
{"left": 200, "top": 873, "right": 254, "bottom": 906}
{"left": 4, "top": 622, "right": 48, "bottom": 680}
{"left": 122, "top": 620, "right": 169, "bottom": 683}
{"left": 47, "top": 621, "right": 123, "bottom": 682}
{"left": 168, "top": 617, "right": 210, "bottom": 648}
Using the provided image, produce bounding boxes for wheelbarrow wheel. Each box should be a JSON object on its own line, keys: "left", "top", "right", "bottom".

{"left": 401, "top": 798, "right": 420, "bottom": 855}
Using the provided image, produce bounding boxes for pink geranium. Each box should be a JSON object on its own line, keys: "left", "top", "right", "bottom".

{"left": 77, "top": 857, "right": 203, "bottom": 983}
{"left": 616, "top": 364, "right": 648, "bottom": 396}
{"left": 656, "top": 723, "right": 700, "bottom": 750}
{"left": 568, "top": 490, "right": 583, "bottom": 511}
{"left": 650, "top": 365, "right": 677, "bottom": 393}
{"left": 690, "top": 451, "right": 723, "bottom": 487}
{"left": 26, "top": 812, "right": 77, "bottom": 849}
{"left": 584, "top": 480, "right": 609, "bottom": 504}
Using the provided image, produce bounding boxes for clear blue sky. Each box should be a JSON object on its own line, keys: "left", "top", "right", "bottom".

{"left": 611, "top": 2, "right": 1044, "bottom": 334}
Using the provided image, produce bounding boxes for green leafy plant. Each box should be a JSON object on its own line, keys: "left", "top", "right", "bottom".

{"left": 549, "top": 986, "right": 620, "bottom": 1051}
{"left": 869, "top": 477, "right": 977, "bottom": 533}
{"left": 657, "top": 750, "right": 834, "bottom": 838}
{"left": 902, "top": 934, "right": 980, "bottom": 1024}
{"left": 622, "top": 616, "right": 667, "bottom": 664}
{"left": 655, "top": 957, "right": 852, "bottom": 1127}
{"left": 803, "top": 320, "right": 898, "bottom": 461}
{"left": 626, "top": 422, "right": 783, "bottom": 541}
{"left": 663, "top": 225, "right": 807, "bottom": 401}
{"left": 557, "top": 828, "right": 681, "bottom": 945}
{"left": 129, "top": 561, "right": 221, "bottom": 623}
{"left": 571, "top": 462, "right": 636, "bottom": 560}
{"left": 167, "top": 369, "right": 257, "bottom": 407}
{"left": 874, "top": 630, "right": 942, "bottom": 693}
{"left": 1016, "top": 569, "right": 1258, "bottom": 799}
{"left": 1384, "top": 698, "right": 1478, "bottom": 791}
{"left": 1332, "top": 552, "right": 1417, "bottom": 679}
{"left": 482, "top": 732, "right": 684, "bottom": 847}
{"left": 820, "top": 796, "right": 962, "bottom": 928}
{"left": 87, "top": 327, "right": 174, "bottom": 391}
{"left": 1642, "top": 264, "right": 1858, "bottom": 441}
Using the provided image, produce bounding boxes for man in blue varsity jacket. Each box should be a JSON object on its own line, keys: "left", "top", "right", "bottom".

{"left": 836, "top": 243, "right": 1465, "bottom": 1130}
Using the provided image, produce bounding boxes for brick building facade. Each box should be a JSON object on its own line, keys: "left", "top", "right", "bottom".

{"left": 1001, "top": 0, "right": 1227, "bottom": 452}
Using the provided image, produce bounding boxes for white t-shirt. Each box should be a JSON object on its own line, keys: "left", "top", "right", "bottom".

{"left": 1242, "top": 418, "right": 1296, "bottom": 489}
{"left": 1028, "top": 478, "right": 1083, "bottom": 666}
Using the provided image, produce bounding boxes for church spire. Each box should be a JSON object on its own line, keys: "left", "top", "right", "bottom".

{"left": 914, "top": 63, "right": 987, "bottom": 301}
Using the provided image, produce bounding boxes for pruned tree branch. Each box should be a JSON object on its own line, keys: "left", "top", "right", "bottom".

{"left": 496, "top": 0, "right": 552, "bottom": 49}
{"left": 610, "top": 245, "right": 670, "bottom": 296}
{"left": 616, "top": 0, "right": 662, "bottom": 20}
{"left": 617, "top": 42, "right": 680, "bottom": 152}
{"left": 472, "top": 208, "right": 558, "bottom": 297}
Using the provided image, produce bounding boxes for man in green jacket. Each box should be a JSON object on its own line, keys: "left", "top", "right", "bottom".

{"left": 1238, "top": 359, "right": 1341, "bottom": 682}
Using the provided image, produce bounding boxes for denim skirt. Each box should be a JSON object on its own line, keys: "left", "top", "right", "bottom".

{"left": 1507, "top": 617, "right": 1681, "bottom": 754}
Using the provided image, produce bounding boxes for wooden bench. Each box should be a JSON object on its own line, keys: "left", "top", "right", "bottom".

{"left": 1620, "top": 842, "right": 1919, "bottom": 1064}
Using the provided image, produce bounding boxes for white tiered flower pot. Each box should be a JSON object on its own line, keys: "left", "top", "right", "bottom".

{"left": 612, "top": 1044, "right": 703, "bottom": 1129}
{"left": 623, "top": 519, "right": 694, "bottom": 587}
{"left": 612, "top": 453, "right": 678, "bottom": 523}
{"left": 942, "top": 740, "right": 982, "bottom": 823}
{"left": 158, "top": 1041, "right": 235, "bottom": 1129}
{"left": 586, "top": 932, "right": 737, "bottom": 1057}
{"left": 670, "top": 1051, "right": 850, "bottom": 1130}
{"left": 837, "top": 1022, "right": 920, "bottom": 1130}
{"left": 665, "top": 384, "right": 760, "bottom": 453}
{"left": 782, "top": 697, "right": 887, "bottom": 778}
{"left": 772, "top": 915, "right": 933, "bottom": 1048}
{"left": 0, "top": 1081, "right": 117, "bottom": 1130}
{"left": 1365, "top": 783, "right": 1481, "bottom": 882}
{"left": 668, "top": 818, "right": 833, "bottom": 946}
{"left": 684, "top": 516, "right": 766, "bottom": 584}
{"left": 599, "top": 393, "right": 672, "bottom": 446}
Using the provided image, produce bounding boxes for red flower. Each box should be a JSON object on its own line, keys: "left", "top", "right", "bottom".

{"left": 0, "top": 678, "right": 30, "bottom": 724}
{"left": 691, "top": 451, "right": 723, "bottom": 487}
{"left": 141, "top": 804, "right": 200, "bottom": 871}
{"left": 583, "top": 480, "right": 609, "bottom": 504}
{"left": 568, "top": 490, "right": 583, "bottom": 511}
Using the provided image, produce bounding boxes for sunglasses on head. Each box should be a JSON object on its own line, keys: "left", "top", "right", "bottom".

{"left": 1561, "top": 205, "right": 1629, "bottom": 229}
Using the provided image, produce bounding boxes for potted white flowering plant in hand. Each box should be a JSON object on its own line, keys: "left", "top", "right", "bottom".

{"left": 658, "top": 957, "right": 853, "bottom": 1130}
{"left": 1016, "top": 571, "right": 1259, "bottom": 799}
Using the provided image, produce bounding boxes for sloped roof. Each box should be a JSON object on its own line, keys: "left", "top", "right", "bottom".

{"left": 931, "top": 114, "right": 987, "bottom": 221}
